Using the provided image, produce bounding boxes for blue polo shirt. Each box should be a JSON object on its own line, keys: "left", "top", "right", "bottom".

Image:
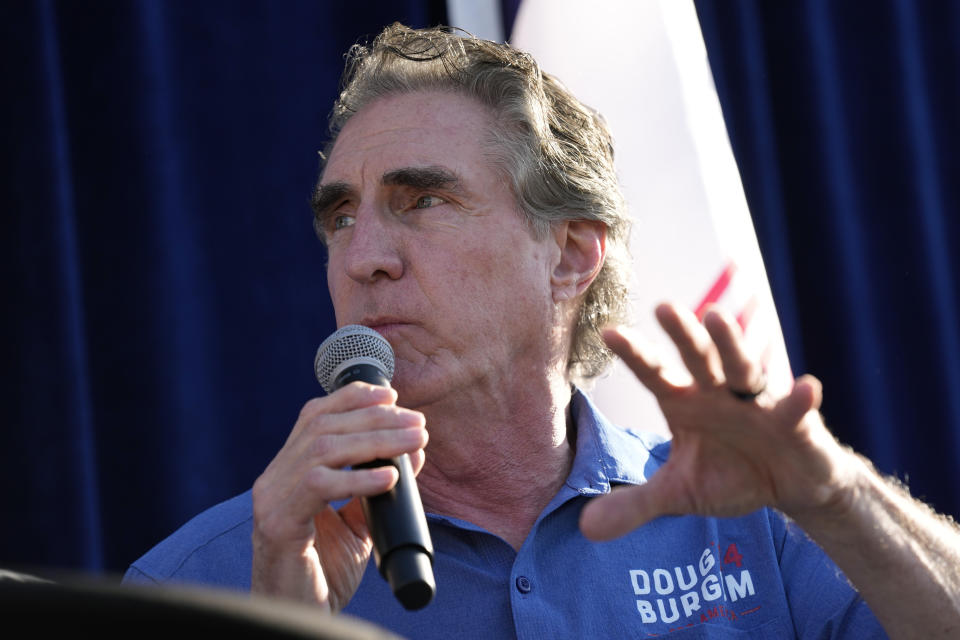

{"left": 124, "top": 390, "right": 885, "bottom": 638}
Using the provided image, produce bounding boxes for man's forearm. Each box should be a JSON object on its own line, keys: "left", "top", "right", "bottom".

{"left": 792, "top": 450, "right": 960, "bottom": 638}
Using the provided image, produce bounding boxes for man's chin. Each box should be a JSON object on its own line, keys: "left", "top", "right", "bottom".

{"left": 390, "top": 366, "right": 454, "bottom": 410}
{"left": 392, "top": 380, "right": 444, "bottom": 410}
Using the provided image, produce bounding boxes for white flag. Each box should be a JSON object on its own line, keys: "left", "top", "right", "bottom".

{"left": 509, "top": 0, "right": 793, "bottom": 436}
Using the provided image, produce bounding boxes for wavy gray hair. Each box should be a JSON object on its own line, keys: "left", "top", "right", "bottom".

{"left": 321, "top": 23, "right": 631, "bottom": 379}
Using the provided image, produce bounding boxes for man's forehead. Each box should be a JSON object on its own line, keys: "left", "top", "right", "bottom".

{"left": 320, "top": 91, "right": 493, "bottom": 195}
{"left": 324, "top": 91, "right": 494, "bottom": 168}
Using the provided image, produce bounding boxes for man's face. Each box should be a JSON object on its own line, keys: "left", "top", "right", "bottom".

{"left": 316, "top": 91, "right": 565, "bottom": 408}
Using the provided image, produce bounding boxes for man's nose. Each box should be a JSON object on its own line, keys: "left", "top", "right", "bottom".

{"left": 342, "top": 209, "right": 404, "bottom": 283}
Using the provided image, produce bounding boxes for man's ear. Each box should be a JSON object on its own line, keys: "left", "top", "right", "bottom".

{"left": 551, "top": 220, "right": 606, "bottom": 303}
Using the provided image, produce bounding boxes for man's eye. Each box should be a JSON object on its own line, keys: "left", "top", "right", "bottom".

{"left": 414, "top": 195, "right": 446, "bottom": 209}
{"left": 333, "top": 215, "right": 355, "bottom": 230}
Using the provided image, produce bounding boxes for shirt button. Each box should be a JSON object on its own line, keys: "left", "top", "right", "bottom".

{"left": 515, "top": 576, "right": 532, "bottom": 594}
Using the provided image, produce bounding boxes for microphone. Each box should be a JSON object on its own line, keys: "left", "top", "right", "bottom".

{"left": 314, "top": 325, "right": 435, "bottom": 610}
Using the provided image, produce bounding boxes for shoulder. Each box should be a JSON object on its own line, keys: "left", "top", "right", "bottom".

{"left": 124, "top": 490, "right": 254, "bottom": 591}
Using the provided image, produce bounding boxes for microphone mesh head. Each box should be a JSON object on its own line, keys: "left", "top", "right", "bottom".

{"left": 314, "top": 325, "right": 395, "bottom": 393}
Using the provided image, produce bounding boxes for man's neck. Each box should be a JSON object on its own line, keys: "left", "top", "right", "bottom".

{"left": 412, "top": 374, "right": 576, "bottom": 551}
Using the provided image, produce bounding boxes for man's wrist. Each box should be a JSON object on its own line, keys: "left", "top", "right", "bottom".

{"left": 785, "top": 446, "right": 872, "bottom": 533}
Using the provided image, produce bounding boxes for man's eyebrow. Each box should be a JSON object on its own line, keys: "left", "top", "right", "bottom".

{"left": 311, "top": 181, "right": 352, "bottom": 216}
{"left": 311, "top": 166, "right": 462, "bottom": 217}
{"left": 382, "top": 166, "right": 464, "bottom": 194}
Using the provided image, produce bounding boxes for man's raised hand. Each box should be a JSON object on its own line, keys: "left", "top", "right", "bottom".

{"left": 580, "top": 302, "right": 855, "bottom": 541}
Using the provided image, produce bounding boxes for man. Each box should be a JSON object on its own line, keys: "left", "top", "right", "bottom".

{"left": 126, "top": 24, "right": 960, "bottom": 638}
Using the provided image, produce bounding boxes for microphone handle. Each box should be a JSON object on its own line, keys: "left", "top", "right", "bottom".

{"left": 355, "top": 454, "right": 435, "bottom": 610}
{"left": 332, "top": 363, "right": 435, "bottom": 610}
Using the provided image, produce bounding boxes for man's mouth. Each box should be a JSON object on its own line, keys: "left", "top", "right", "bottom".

{"left": 360, "top": 318, "right": 413, "bottom": 337}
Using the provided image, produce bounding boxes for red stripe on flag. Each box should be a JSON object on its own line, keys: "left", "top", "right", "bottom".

{"left": 695, "top": 261, "right": 737, "bottom": 320}
{"left": 737, "top": 294, "right": 758, "bottom": 332}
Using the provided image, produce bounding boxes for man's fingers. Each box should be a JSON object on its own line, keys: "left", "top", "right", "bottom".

{"left": 655, "top": 303, "right": 724, "bottom": 388}
{"left": 275, "top": 404, "right": 425, "bottom": 470}
{"left": 291, "top": 383, "right": 399, "bottom": 442}
{"left": 300, "top": 382, "right": 398, "bottom": 418}
{"left": 269, "top": 466, "right": 398, "bottom": 538}
{"left": 309, "top": 426, "right": 429, "bottom": 470}
{"left": 602, "top": 326, "right": 679, "bottom": 396}
{"left": 262, "top": 423, "right": 426, "bottom": 506}
{"left": 702, "top": 307, "right": 765, "bottom": 396}
{"left": 409, "top": 447, "right": 426, "bottom": 476}
{"left": 257, "top": 390, "right": 428, "bottom": 537}
{"left": 773, "top": 374, "right": 823, "bottom": 426}
{"left": 302, "top": 466, "right": 399, "bottom": 504}
{"left": 254, "top": 465, "right": 398, "bottom": 540}
{"left": 580, "top": 479, "right": 671, "bottom": 542}
{"left": 334, "top": 498, "right": 372, "bottom": 542}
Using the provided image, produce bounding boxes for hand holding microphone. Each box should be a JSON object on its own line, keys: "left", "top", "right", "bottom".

{"left": 251, "top": 326, "right": 433, "bottom": 611}
{"left": 314, "top": 325, "right": 435, "bottom": 610}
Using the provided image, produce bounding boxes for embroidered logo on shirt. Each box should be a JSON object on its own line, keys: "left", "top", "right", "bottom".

{"left": 628, "top": 543, "right": 759, "bottom": 629}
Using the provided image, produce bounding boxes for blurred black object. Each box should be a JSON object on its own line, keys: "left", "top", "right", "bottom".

{"left": 0, "top": 569, "right": 404, "bottom": 639}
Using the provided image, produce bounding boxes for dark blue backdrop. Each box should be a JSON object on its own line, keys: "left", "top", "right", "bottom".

{"left": 2, "top": 0, "right": 957, "bottom": 580}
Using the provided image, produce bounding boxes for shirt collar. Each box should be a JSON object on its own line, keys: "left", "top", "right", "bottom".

{"left": 565, "top": 387, "right": 670, "bottom": 496}
{"left": 425, "top": 387, "right": 671, "bottom": 531}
